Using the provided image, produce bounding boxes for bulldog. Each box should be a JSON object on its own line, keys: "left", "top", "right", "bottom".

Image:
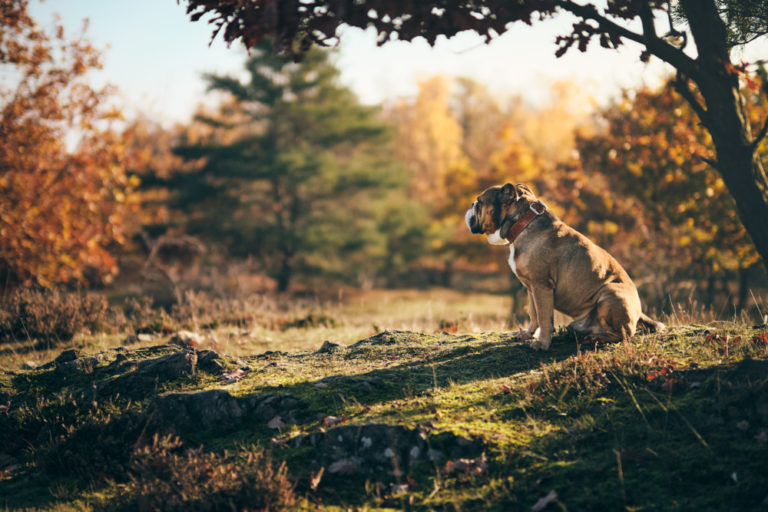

{"left": 465, "top": 182, "right": 664, "bottom": 350}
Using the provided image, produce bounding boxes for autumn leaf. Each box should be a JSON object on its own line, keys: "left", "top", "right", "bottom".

{"left": 443, "top": 457, "right": 487, "bottom": 474}
{"left": 220, "top": 368, "right": 247, "bottom": 384}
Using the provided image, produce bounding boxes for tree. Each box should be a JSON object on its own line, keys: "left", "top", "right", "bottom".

{"left": 158, "top": 41, "right": 420, "bottom": 291}
{"left": 0, "top": 1, "right": 136, "bottom": 288}
{"left": 180, "top": 0, "right": 768, "bottom": 271}
{"left": 575, "top": 80, "right": 763, "bottom": 307}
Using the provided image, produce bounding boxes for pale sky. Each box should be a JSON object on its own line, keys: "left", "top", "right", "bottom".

{"left": 25, "top": 0, "right": 766, "bottom": 125}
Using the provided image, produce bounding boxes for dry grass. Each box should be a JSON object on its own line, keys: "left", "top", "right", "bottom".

{"left": 0, "top": 288, "right": 513, "bottom": 369}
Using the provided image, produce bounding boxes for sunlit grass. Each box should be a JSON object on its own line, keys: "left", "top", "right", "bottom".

{"left": 2, "top": 288, "right": 768, "bottom": 510}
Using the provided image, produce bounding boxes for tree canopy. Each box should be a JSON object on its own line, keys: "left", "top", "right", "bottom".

{"left": 0, "top": 0, "right": 136, "bottom": 288}
{"left": 181, "top": 0, "right": 768, "bottom": 272}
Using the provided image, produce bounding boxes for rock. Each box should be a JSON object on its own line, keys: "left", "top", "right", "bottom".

{"left": 328, "top": 458, "right": 358, "bottom": 475}
{"left": 0, "top": 453, "right": 19, "bottom": 474}
{"left": 316, "top": 341, "right": 342, "bottom": 354}
{"left": 169, "top": 330, "right": 203, "bottom": 347}
{"left": 56, "top": 354, "right": 104, "bottom": 375}
{"left": 151, "top": 389, "right": 245, "bottom": 431}
{"left": 197, "top": 349, "right": 223, "bottom": 373}
{"left": 349, "top": 330, "right": 436, "bottom": 349}
{"left": 148, "top": 389, "right": 306, "bottom": 433}
{"left": 55, "top": 349, "right": 81, "bottom": 364}
{"left": 292, "top": 424, "right": 484, "bottom": 475}
{"left": 21, "top": 361, "right": 38, "bottom": 370}
{"left": 243, "top": 394, "right": 304, "bottom": 425}
{"left": 97, "top": 349, "right": 197, "bottom": 396}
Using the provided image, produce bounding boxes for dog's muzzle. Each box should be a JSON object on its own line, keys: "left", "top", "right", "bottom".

{"left": 465, "top": 203, "right": 482, "bottom": 234}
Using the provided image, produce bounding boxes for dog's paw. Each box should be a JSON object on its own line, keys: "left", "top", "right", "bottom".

{"left": 511, "top": 329, "right": 534, "bottom": 340}
{"left": 512, "top": 327, "right": 540, "bottom": 340}
{"left": 529, "top": 338, "right": 551, "bottom": 351}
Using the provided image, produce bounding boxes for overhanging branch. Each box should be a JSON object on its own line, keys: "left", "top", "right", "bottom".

{"left": 556, "top": 0, "right": 701, "bottom": 80}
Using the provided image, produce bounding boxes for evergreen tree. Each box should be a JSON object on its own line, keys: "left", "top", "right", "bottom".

{"left": 167, "top": 42, "right": 424, "bottom": 291}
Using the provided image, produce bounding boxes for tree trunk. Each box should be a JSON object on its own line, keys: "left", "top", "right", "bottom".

{"left": 680, "top": 0, "right": 768, "bottom": 271}
{"left": 276, "top": 257, "right": 292, "bottom": 292}
{"left": 737, "top": 264, "right": 749, "bottom": 314}
{"left": 714, "top": 149, "right": 768, "bottom": 272}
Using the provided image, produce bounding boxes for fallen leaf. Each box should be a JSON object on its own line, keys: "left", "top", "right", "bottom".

{"left": 267, "top": 415, "right": 284, "bottom": 430}
{"left": 220, "top": 368, "right": 246, "bottom": 384}
{"left": 390, "top": 483, "right": 409, "bottom": 495}
{"left": 443, "top": 457, "right": 487, "bottom": 474}
{"left": 328, "top": 458, "right": 358, "bottom": 475}
{"left": 323, "top": 415, "right": 344, "bottom": 426}
{"left": 310, "top": 467, "right": 325, "bottom": 491}
{"left": 531, "top": 490, "right": 558, "bottom": 511}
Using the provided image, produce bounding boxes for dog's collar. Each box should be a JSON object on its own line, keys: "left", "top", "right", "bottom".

{"left": 501, "top": 200, "right": 547, "bottom": 242}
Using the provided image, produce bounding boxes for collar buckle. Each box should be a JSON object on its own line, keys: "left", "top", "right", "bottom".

{"left": 530, "top": 201, "right": 546, "bottom": 215}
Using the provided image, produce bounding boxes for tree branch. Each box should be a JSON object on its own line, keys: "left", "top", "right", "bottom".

{"left": 556, "top": 0, "right": 701, "bottom": 79}
{"left": 639, "top": 3, "right": 657, "bottom": 40}
{"left": 663, "top": 0, "right": 687, "bottom": 50}
{"left": 695, "top": 153, "right": 719, "bottom": 169}
{"left": 673, "top": 72, "right": 711, "bottom": 129}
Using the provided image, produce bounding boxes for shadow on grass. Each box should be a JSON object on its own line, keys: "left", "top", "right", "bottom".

{"left": 240, "top": 332, "right": 583, "bottom": 415}
{"left": 430, "top": 357, "right": 768, "bottom": 511}
{"left": 302, "top": 358, "right": 768, "bottom": 511}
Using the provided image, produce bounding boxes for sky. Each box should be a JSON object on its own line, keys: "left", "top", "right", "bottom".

{"left": 25, "top": 0, "right": 766, "bottom": 126}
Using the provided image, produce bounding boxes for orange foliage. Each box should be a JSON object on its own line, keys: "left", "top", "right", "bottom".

{"left": 575, "top": 81, "right": 760, "bottom": 281}
{"left": 0, "top": 2, "right": 136, "bottom": 287}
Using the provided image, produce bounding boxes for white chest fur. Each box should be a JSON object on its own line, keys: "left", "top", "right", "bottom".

{"left": 508, "top": 243, "right": 518, "bottom": 276}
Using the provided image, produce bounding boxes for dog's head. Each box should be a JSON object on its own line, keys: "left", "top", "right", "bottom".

{"left": 465, "top": 183, "right": 537, "bottom": 244}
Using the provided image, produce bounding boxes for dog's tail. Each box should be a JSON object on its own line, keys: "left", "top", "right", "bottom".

{"left": 638, "top": 312, "right": 666, "bottom": 333}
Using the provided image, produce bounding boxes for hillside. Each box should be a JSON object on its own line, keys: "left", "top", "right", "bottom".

{"left": 1, "top": 315, "right": 767, "bottom": 510}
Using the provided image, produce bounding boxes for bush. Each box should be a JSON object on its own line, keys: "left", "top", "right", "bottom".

{"left": 0, "top": 287, "right": 110, "bottom": 345}
{"left": 114, "top": 434, "right": 296, "bottom": 511}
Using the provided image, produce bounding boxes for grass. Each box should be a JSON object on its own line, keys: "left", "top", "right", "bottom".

{"left": 0, "top": 288, "right": 512, "bottom": 369}
{"left": 1, "top": 289, "right": 767, "bottom": 510}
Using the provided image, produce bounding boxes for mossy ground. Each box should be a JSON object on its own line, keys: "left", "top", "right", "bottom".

{"left": 1, "top": 290, "right": 767, "bottom": 511}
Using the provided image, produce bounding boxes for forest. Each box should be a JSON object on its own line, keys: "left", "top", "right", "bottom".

{"left": 1, "top": 2, "right": 766, "bottom": 316}
{"left": 2, "top": 1, "right": 768, "bottom": 510}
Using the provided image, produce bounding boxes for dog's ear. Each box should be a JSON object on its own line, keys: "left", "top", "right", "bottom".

{"left": 500, "top": 183, "right": 516, "bottom": 202}
{"left": 514, "top": 183, "right": 534, "bottom": 200}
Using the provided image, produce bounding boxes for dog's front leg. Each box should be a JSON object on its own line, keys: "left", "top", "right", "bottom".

{"left": 529, "top": 286, "right": 554, "bottom": 351}
{"left": 513, "top": 285, "right": 539, "bottom": 339}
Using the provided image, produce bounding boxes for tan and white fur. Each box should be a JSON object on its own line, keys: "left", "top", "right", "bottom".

{"left": 466, "top": 183, "right": 664, "bottom": 350}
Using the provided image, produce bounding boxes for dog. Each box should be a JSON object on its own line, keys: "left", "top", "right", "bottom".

{"left": 465, "top": 182, "right": 664, "bottom": 350}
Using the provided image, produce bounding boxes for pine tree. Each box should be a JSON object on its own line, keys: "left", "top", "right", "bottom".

{"left": 167, "top": 41, "right": 423, "bottom": 291}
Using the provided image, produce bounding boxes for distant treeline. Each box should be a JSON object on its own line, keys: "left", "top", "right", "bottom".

{"left": 1, "top": 7, "right": 766, "bottom": 315}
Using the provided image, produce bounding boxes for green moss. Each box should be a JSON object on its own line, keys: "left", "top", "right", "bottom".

{"left": 2, "top": 323, "right": 768, "bottom": 510}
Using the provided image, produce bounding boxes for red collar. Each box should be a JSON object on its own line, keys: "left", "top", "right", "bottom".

{"left": 502, "top": 201, "right": 547, "bottom": 242}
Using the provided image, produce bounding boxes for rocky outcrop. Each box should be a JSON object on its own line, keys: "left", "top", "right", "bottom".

{"left": 148, "top": 389, "right": 306, "bottom": 433}
{"left": 96, "top": 349, "right": 198, "bottom": 396}
{"left": 292, "top": 424, "right": 484, "bottom": 475}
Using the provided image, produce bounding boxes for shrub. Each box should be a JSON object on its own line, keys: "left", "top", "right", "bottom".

{"left": 0, "top": 287, "right": 110, "bottom": 345}
{"left": 114, "top": 434, "right": 296, "bottom": 511}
